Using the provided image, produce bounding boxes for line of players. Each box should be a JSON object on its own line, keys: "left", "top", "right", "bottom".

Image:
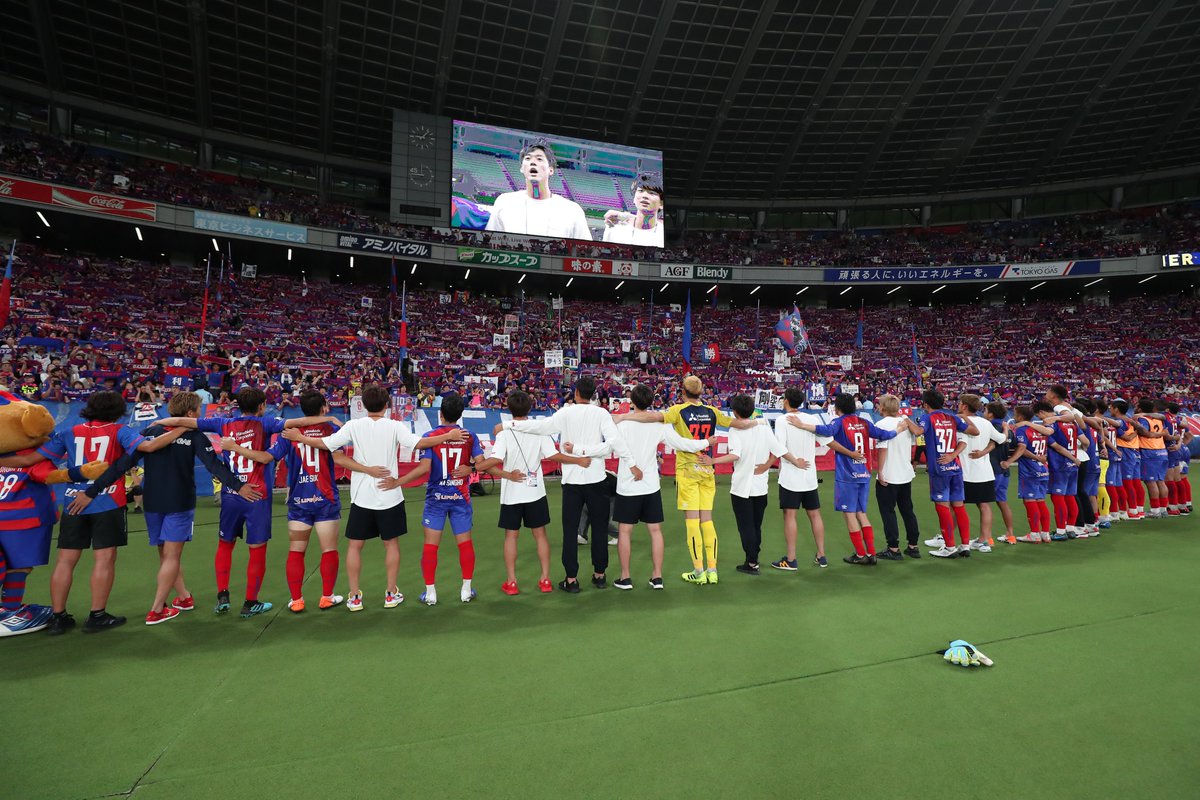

{"left": 0, "top": 375, "right": 1191, "bottom": 635}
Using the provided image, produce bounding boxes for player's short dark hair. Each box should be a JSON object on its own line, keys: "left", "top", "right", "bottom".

{"left": 1109, "top": 398, "right": 1129, "bottom": 415}
{"left": 1154, "top": 398, "right": 1168, "bottom": 412}
{"left": 1137, "top": 397, "right": 1155, "bottom": 413}
{"left": 833, "top": 393, "right": 856, "bottom": 415}
{"left": 507, "top": 390, "right": 531, "bottom": 417}
{"left": 960, "top": 393, "right": 983, "bottom": 413}
{"left": 986, "top": 401, "right": 1007, "bottom": 419}
{"left": 730, "top": 394, "right": 755, "bottom": 419}
{"left": 361, "top": 383, "right": 389, "bottom": 413}
{"left": 922, "top": 388, "right": 944, "bottom": 410}
{"left": 236, "top": 387, "right": 266, "bottom": 413}
{"left": 519, "top": 139, "right": 557, "bottom": 169}
{"left": 783, "top": 386, "right": 803, "bottom": 410}
{"left": 1167, "top": 401, "right": 1181, "bottom": 414}
{"left": 630, "top": 384, "right": 654, "bottom": 410}
{"left": 1032, "top": 400, "right": 1054, "bottom": 415}
{"left": 631, "top": 172, "right": 664, "bottom": 202}
{"left": 81, "top": 390, "right": 127, "bottom": 423}
{"left": 1048, "top": 384, "right": 1070, "bottom": 402}
{"left": 574, "top": 376, "right": 596, "bottom": 401}
{"left": 441, "top": 393, "right": 465, "bottom": 423}
{"left": 1014, "top": 405, "right": 1033, "bottom": 422}
{"left": 1074, "top": 397, "right": 1096, "bottom": 415}
{"left": 299, "top": 391, "right": 327, "bottom": 417}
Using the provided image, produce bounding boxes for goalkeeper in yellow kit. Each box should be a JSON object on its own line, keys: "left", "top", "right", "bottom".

{"left": 616, "top": 375, "right": 759, "bottom": 584}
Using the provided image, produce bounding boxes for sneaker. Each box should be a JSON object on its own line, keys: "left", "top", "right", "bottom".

{"left": 239, "top": 601, "right": 273, "bottom": 619}
{"left": 706, "top": 570, "right": 719, "bottom": 585}
{"left": 957, "top": 546, "right": 971, "bottom": 558}
{"left": 1039, "top": 532, "right": 1054, "bottom": 543}
{"left": 501, "top": 581, "right": 520, "bottom": 596}
{"left": 877, "top": 549, "right": 904, "bottom": 561}
{"left": 347, "top": 592, "right": 364, "bottom": 612}
{"left": 558, "top": 579, "right": 581, "bottom": 594}
{"left": 969, "top": 540, "right": 992, "bottom": 553}
{"left": 1000, "top": 534, "right": 1018, "bottom": 545}
{"left": 319, "top": 594, "right": 344, "bottom": 610}
{"left": 682, "top": 570, "right": 708, "bottom": 585}
{"left": 171, "top": 596, "right": 195, "bottom": 611}
{"left": 461, "top": 587, "right": 477, "bottom": 603}
{"left": 83, "top": 611, "right": 128, "bottom": 633}
{"left": 735, "top": 562, "right": 760, "bottom": 575}
{"left": 1050, "top": 532, "right": 1069, "bottom": 541}
{"left": 421, "top": 588, "right": 438, "bottom": 606}
{"left": 287, "top": 598, "right": 306, "bottom": 613}
{"left": 904, "top": 546, "right": 922, "bottom": 559}
{"left": 607, "top": 536, "right": 618, "bottom": 546}
{"left": 613, "top": 577, "right": 633, "bottom": 591}
{"left": 0, "top": 605, "right": 54, "bottom": 637}
{"left": 214, "top": 590, "right": 231, "bottom": 615}
{"left": 813, "top": 555, "right": 829, "bottom": 568}
{"left": 576, "top": 534, "right": 588, "bottom": 545}
{"left": 1074, "top": 529, "right": 1090, "bottom": 539}
{"left": 384, "top": 590, "right": 404, "bottom": 608}
{"left": 145, "top": 606, "right": 181, "bottom": 626}
{"left": 924, "top": 535, "right": 946, "bottom": 548}
{"left": 44, "top": 611, "right": 76, "bottom": 636}
{"left": 591, "top": 574, "right": 608, "bottom": 590}
{"left": 648, "top": 577, "right": 664, "bottom": 590}
{"left": 1015, "top": 534, "right": 1041, "bottom": 544}
{"left": 843, "top": 554, "right": 873, "bottom": 565}
{"left": 538, "top": 578, "right": 553, "bottom": 593}
{"left": 928, "top": 546, "right": 959, "bottom": 558}
{"left": 770, "top": 556, "right": 799, "bottom": 571}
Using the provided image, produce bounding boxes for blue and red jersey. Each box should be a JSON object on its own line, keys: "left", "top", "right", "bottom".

{"left": 38, "top": 420, "right": 146, "bottom": 513}
{"left": 268, "top": 422, "right": 339, "bottom": 508}
{"left": 1046, "top": 419, "right": 1080, "bottom": 473}
{"left": 198, "top": 414, "right": 285, "bottom": 498}
{"left": 0, "top": 456, "right": 59, "bottom": 531}
{"left": 811, "top": 415, "right": 896, "bottom": 482}
{"left": 1014, "top": 425, "right": 1049, "bottom": 480}
{"left": 920, "top": 411, "right": 969, "bottom": 477}
{"left": 421, "top": 424, "right": 484, "bottom": 503}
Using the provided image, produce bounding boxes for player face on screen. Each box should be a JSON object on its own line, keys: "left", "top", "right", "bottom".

{"left": 520, "top": 147, "right": 554, "bottom": 197}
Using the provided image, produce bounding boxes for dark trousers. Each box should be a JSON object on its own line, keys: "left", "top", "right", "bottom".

{"left": 875, "top": 481, "right": 920, "bottom": 548}
{"left": 562, "top": 480, "right": 611, "bottom": 579}
{"left": 731, "top": 493, "right": 768, "bottom": 563}
{"left": 1077, "top": 469, "right": 1097, "bottom": 526}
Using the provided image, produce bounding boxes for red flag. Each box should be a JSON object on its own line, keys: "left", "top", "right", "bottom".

{"left": 0, "top": 241, "right": 14, "bottom": 330}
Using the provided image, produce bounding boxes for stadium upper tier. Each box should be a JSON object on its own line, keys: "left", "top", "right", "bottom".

{"left": 4, "top": 243, "right": 1196, "bottom": 411}
{"left": 2, "top": 128, "right": 1198, "bottom": 268}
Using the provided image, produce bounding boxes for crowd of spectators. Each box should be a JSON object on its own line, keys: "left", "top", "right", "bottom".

{"left": 3, "top": 126, "right": 1199, "bottom": 268}
{"left": 3, "top": 243, "right": 1197, "bottom": 414}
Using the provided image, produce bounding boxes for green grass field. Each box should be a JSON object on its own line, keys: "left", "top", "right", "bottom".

{"left": 8, "top": 475, "right": 1200, "bottom": 800}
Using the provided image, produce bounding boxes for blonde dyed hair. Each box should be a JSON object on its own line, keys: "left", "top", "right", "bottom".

{"left": 682, "top": 375, "right": 703, "bottom": 398}
{"left": 168, "top": 391, "right": 200, "bottom": 416}
{"left": 876, "top": 394, "right": 900, "bottom": 415}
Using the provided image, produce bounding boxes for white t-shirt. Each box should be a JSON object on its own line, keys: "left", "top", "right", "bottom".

{"left": 488, "top": 428, "right": 558, "bottom": 505}
{"left": 581, "top": 421, "right": 708, "bottom": 497}
{"left": 774, "top": 413, "right": 831, "bottom": 492}
{"left": 873, "top": 415, "right": 915, "bottom": 485}
{"left": 321, "top": 416, "right": 420, "bottom": 510}
{"left": 960, "top": 414, "right": 1007, "bottom": 483}
{"left": 728, "top": 424, "right": 788, "bottom": 498}
{"left": 485, "top": 191, "right": 592, "bottom": 240}
{"left": 602, "top": 219, "right": 664, "bottom": 248}
{"left": 511, "top": 403, "right": 633, "bottom": 485}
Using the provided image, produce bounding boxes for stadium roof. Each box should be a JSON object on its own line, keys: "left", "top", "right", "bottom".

{"left": 1, "top": 0, "right": 1198, "bottom": 204}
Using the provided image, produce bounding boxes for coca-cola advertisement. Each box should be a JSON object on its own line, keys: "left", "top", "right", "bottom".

{"left": 51, "top": 186, "right": 157, "bottom": 221}
{"left": 0, "top": 175, "right": 53, "bottom": 204}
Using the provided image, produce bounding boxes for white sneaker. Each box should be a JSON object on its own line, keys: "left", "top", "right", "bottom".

{"left": 384, "top": 590, "right": 404, "bottom": 608}
{"left": 607, "top": 536, "right": 618, "bottom": 546}
{"left": 1039, "top": 532, "right": 1054, "bottom": 543}
{"left": 1119, "top": 511, "right": 1129, "bottom": 520}
{"left": 924, "top": 535, "right": 946, "bottom": 548}
{"left": 460, "top": 586, "right": 477, "bottom": 603}
{"left": 576, "top": 534, "right": 588, "bottom": 544}
{"left": 1072, "top": 527, "right": 1089, "bottom": 539}
{"left": 420, "top": 588, "right": 438, "bottom": 606}
{"left": 929, "top": 545, "right": 959, "bottom": 558}
{"left": 1015, "top": 533, "right": 1041, "bottom": 544}
{"left": 969, "top": 539, "right": 992, "bottom": 553}
{"left": 346, "top": 592, "right": 364, "bottom": 612}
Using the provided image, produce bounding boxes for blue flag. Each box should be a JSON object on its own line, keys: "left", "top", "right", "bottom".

{"left": 911, "top": 324, "right": 921, "bottom": 384}
{"left": 682, "top": 290, "right": 693, "bottom": 371}
{"left": 854, "top": 304, "right": 864, "bottom": 349}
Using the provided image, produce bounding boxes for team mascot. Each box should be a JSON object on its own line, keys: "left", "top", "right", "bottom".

{"left": 0, "top": 392, "right": 106, "bottom": 637}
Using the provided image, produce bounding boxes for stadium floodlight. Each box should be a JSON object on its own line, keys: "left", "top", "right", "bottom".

{"left": 980, "top": 283, "right": 998, "bottom": 293}
{"left": 1084, "top": 278, "right": 1102, "bottom": 287}
{"left": 749, "top": 285, "right": 761, "bottom": 295}
{"left": 349, "top": 256, "right": 355, "bottom": 268}
{"left": 796, "top": 287, "right": 808, "bottom": 295}
{"left": 566, "top": 277, "right": 574, "bottom": 287}
{"left": 887, "top": 286, "right": 902, "bottom": 295}
{"left": 839, "top": 287, "right": 851, "bottom": 295}
{"left": 411, "top": 264, "right": 417, "bottom": 274}
{"left": 518, "top": 273, "right": 526, "bottom": 284}
{"left": 706, "top": 285, "right": 717, "bottom": 294}
{"left": 614, "top": 281, "right": 625, "bottom": 290}
{"left": 135, "top": 226, "right": 143, "bottom": 241}
{"left": 932, "top": 285, "right": 946, "bottom": 294}
{"left": 1138, "top": 275, "right": 1156, "bottom": 284}
{"left": 660, "top": 282, "right": 670, "bottom": 291}
{"left": 1030, "top": 281, "right": 1046, "bottom": 290}
{"left": 464, "top": 269, "right": 471, "bottom": 279}
{"left": 287, "top": 248, "right": 292, "bottom": 261}
{"left": 36, "top": 211, "right": 50, "bottom": 227}
{"left": 211, "top": 238, "right": 220, "bottom": 252}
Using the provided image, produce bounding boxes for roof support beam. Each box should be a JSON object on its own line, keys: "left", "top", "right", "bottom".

{"left": 186, "top": 0, "right": 211, "bottom": 128}
{"left": 1022, "top": 0, "right": 1175, "bottom": 186}
{"left": 851, "top": 3, "right": 968, "bottom": 194}
{"left": 432, "top": 0, "right": 462, "bottom": 116}
{"left": 27, "top": 0, "right": 63, "bottom": 91}
{"left": 318, "top": 0, "right": 341, "bottom": 155}
{"left": 768, "top": 1, "right": 875, "bottom": 198}
{"left": 686, "top": 0, "right": 779, "bottom": 199}
{"left": 529, "top": 1, "right": 574, "bottom": 132}
{"left": 1127, "top": 65, "right": 1200, "bottom": 175}
{"left": 618, "top": 0, "right": 678, "bottom": 144}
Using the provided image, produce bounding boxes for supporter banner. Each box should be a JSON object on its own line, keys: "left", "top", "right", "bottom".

{"left": 838, "top": 355, "right": 852, "bottom": 371}
{"left": 361, "top": 297, "right": 373, "bottom": 308}
{"left": 503, "top": 314, "right": 519, "bottom": 332}
{"left": 773, "top": 349, "right": 791, "bottom": 368}
{"left": 824, "top": 260, "right": 1101, "bottom": 283}
{"left": 544, "top": 349, "right": 563, "bottom": 369}
{"left": 700, "top": 343, "right": 720, "bottom": 363}
{"left": 807, "top": 382, "right": 827, "bottom": 405}
{"left": 194, "top": 210, "right": 308, "bottom": 243}
{"left": 335, "top": 233, "right": 432, "bottom": 258}
{"left": 456, "top": 248, "right": 542, "bottom": 269}
{"left": 51, "top": 186, "right": 157, "bottom": 221}
{"left": 840, "top": 383, "right": 860, "bottom": 395}
{"left": 551, "top": 297, "right": 564, "bottom": 310}
{"left": 564, "top": 258, "right": 637, "bottom": 276}
{"left": 998, "top": 260, "right": 1101, "bottom": 279}
{"left": 658, "top": 263, "right": 734, "bottom": 281}
{"left": 493, "top": 333, "right": 511, "bottom": 348}
{"left": 1161, "top": 252, "right": 1200, "bottom": 268}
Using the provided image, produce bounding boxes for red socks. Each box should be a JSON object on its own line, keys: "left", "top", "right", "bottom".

{"left": 320, "top": 551, "right": 339, "bottom": 596}
{"left": 2, "top": 564, "right": 27, "bottom": 612}
{"left": 1064, "top": 495, "right": 1079, "bottom": 528}
{"left": 848, "top": 530, "right": 866, "bottom": 557}
{"left": 246, "top": 545, "right": 267, "bottom": 602}
{"left": 1023, "top": 500, "right": 1040, "bottom": 532}
{"left": 861, "top": 525, "right": 875, "bottom": 556}
{"left": 457, "top": 540, "right": 476, "bottom": 580}
{"left": 1051, "top": 494, "right": 1067, "bottom": 530}
{"left": 935, "top": 504, "right": 955, "bottom": 547}
{"left": 1183, "top": 477, "right": 1192, "bottom": 505}
{"left": 421, "top": 543, "right": 438, "bottom": 585}
{"left": 952, "top": 505, "right": 971, "bottom": 544}
{"left": 285, "top": 551, "right": 305, "bottom": 601}
{"left": 215, "top": 539, "right": 235, "bottom": 592}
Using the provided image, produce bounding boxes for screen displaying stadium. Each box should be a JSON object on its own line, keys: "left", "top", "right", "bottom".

{"left": 450, "top": 120, "right": 665, "bottom": 247}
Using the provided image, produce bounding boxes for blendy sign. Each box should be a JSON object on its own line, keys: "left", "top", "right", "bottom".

{"left": 657, "top": 263, "right": 733, "bottom": 281}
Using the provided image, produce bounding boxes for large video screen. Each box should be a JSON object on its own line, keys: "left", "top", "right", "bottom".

{"left": 451, "top": 121, "right": 665, "bottom": 247}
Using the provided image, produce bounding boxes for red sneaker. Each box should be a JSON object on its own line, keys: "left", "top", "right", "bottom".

{"left": 172, "top": 596, "right": 195, "bottom": 611}
{"left": 538, "top": 578, "right": 553, "bottom": 593}
{"left": 501, "top": 581, "right": 519, "bottom": 596}
{"left": 146, "top": 606, "right": 181, "bottom": 626}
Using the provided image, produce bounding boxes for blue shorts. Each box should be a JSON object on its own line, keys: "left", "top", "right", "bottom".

{"left": 0, "top": 524, "right": 53, "bottom": 569}
{"left": 1105, "top": 460, "right": 1122, "bottom": 485}
{"left": 833, "top": 480, "right": 869, "bottom": 513}
{"left": 422, "top": 500, "right": 474, "bottom": 535}
{"left": 218, "top": 496, "right": 273, "bottom": 545}
{"left": 287, "top": 500, "right": 341, "bottom": 527}
{"left": 994, "top": 472, "right": 1010, "bottom": 504}
{"left": 1048, "top": 468, "right": 1077, "bottom": 496}
{"left": 1140, "top": 450, "right": 1168, "bottom": 482}
{"left": 1018, "top": 475, "right": 1048, "bottom": 500}
{"left": 146, "top": 510, "right": 195, "bottom": 545}
{"left": 929, "top": 472, "right": 964, "bottom": 504}
{"left": 1121, "top": 449, "right": 1141, "bottom": 479}
{"left": 1082, "top": 472, "right": 1100, "bottom": 498}
{"left": 1182, "top": 459, "right": 1190, "bottom": 476}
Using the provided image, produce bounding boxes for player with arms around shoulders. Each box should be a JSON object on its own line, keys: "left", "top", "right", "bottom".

{"left": 1005, "top": 405, "right": 1055, "bottom": 543}
{"left": 915, "top": 389, "right": 979, "bottom": 559}
{"left": 871, "top": 394, "right": 925, "bottom": 561}
{"left": 485, "top": 139, "right": 591, "bottom": 240}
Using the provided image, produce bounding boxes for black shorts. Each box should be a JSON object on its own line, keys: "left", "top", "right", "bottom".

{"left": 779, "top": 487, "right": 820, "bottom": 511}
{"left": 612, "top": 491, "right": 665, "bottom": 525}
{"left": 345, "top": 503, "right": 408, "bottom": 541}
{"left": 497, "top": 497, "right": 551, "bottom": 530}
{"left": 964, "top": 480, "right": 996, "bottom": 505}
{"left": 59, "top": 507, "right": 128, "bottom": 550}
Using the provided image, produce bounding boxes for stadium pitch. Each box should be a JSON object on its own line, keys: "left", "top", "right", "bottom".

{"left": 9, "top": 475, "right": 1198, "bottom": 800}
